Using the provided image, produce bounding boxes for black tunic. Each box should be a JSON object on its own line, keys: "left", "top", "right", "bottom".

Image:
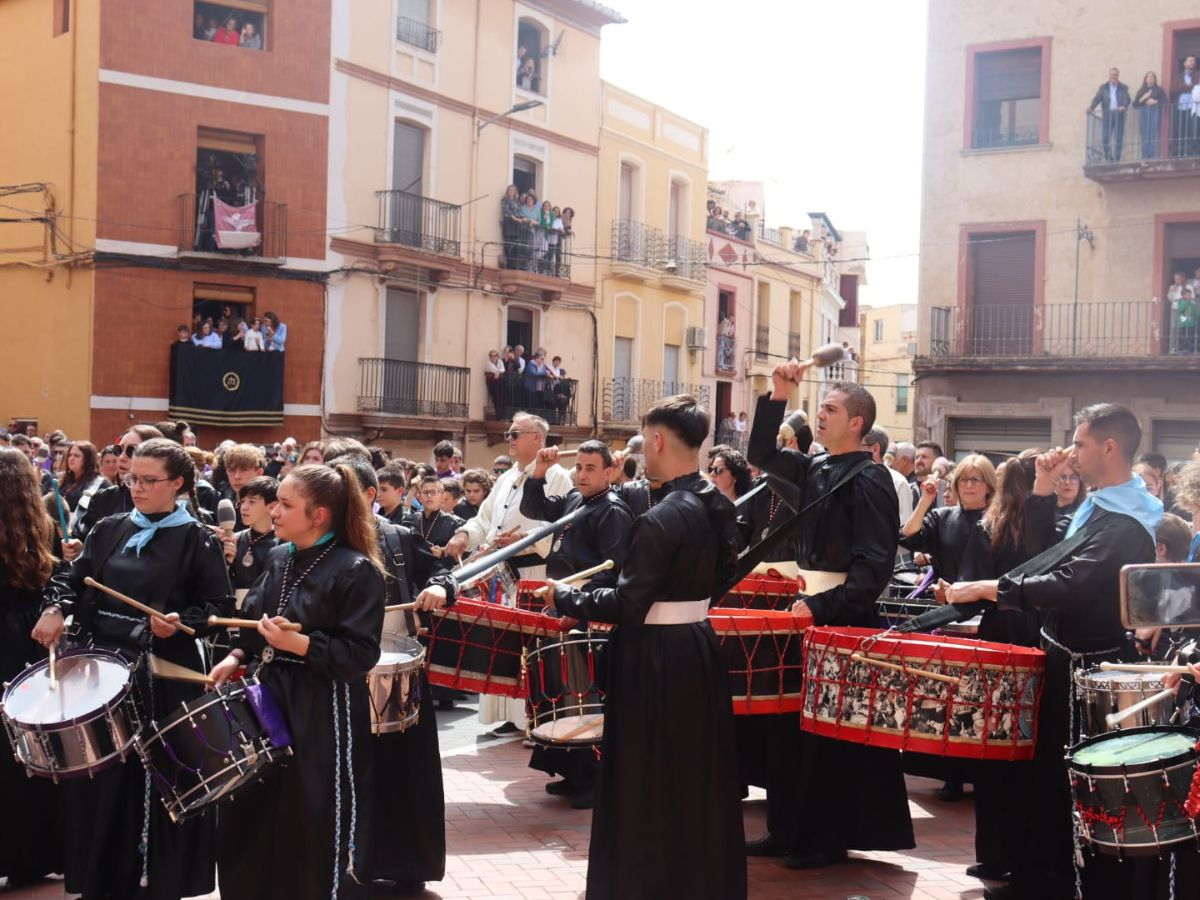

{"left": 611, "top": 478, "right": 665, "bottom": 518}
{"left": 230, "top": 527, "right": 279, "bottom": 591}
{"left": 553, "top": 473, "right": 747, "bottom": 900}
{"left": 369, "top": 517, "right": 456, "bottom": 885}
{"left": 0, "top": 563, "right": 64, "bottom": 883}
{"left": 738, "top": 475, "right": 795, "bottom": 562}
{"left": 519, "top": 480, "right": 633, "bottom": 588}
{"left": 410, "top": 509, "right": 463, "bottom": 571}
{"left": 747, "top": 394, "right": 913, "bottom": 856}
{"left": 218, "top": 542, "right": 385, "bottom": 900}
{"left": 899, "top": 505, "right": 990, "bottom": 584}
{"left": 46, "top": 513, "right": 233, "bottom": 900}
{"left": 71, "top": 481, "right": 133, "bottom": 540}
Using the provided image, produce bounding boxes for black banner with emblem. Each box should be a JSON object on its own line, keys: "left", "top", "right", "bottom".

{"left": 168, "top": 342, "right": 285, "bottom": 427}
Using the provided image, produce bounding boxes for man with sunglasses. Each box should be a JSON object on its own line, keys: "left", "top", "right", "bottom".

{"left": 68, "top": 424, "right": 164, "bottom": 554}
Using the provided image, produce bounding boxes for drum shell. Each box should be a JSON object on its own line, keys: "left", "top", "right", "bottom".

{"left": 2, "top": 648, "right": 141, "bottom": 780}
{"left": 717, "top": 573, "right": 799, "bottom": 611}
{"left": 708, "top": 608, "right": 807, "bottom": 714}
{"left": 1074, "top": 668, "right": 1176, "bottom": 736}
{"left": 368, "top": 635, "right": 425, "bottom": 735}
{"left": 524, "top": 631, "right": 607, "bottom": 747}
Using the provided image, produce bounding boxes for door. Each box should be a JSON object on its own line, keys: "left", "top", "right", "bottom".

{"left": 383, "top": 289, "right": 421, "bottom": 414}
{"left": 668, "top": 180, "right": 682, "bottom": 239}
{"left": 390, "top": 122, "right": 426, "bottom": 246}
{"left": 663, "top": 344, "right": 680, "bottom": 392}
{"left": 613, "top": 336, "right": 633, "bottom": 420}
{"left": 506, "top": 307, "right": 534, "bottom": 352}
{"left": 513, "top": 157, "right": 538, "bottom": 198}
{"left": 619, "top": 164, "right": 634, "bottom": 224}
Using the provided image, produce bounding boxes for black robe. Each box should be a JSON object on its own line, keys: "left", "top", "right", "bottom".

{"left": 71, "top": 481, "right": 133, "bottom": 540}
{"left": 46, "top": 513, "right": 233, "bottom": 900}
{"left": 996, "top": 504, "right": 1161, "bottom": 899}
{"left": 217, "top": 542, "right": 385, "bottom": 900}
{"left": 899, "top": 505, "right": 989, "bottom": 584}
{"left": 0, "top": 563, "right": 64, "bottom": 883}
{"left": 369, "top": 517, "right": 456, "bottom": 885}
{"left": 737, "top": 475, "right": 796, "bottom": 562}
{"left": 611, "top": 478, "right": 665, "bottom": 518}
{"left": 230, "top": 527, "right": 279, "bottom": 591}
{"left": 747, "top": 394, "right": 913, "bottom": 855}
{"left": 452, "top": 497, "right": 479, "bottom": 521}
{"left": 553, "top": 473, "right": 747, "bottom": 900}
{"left": 410, "top": 509, "right": 463, "bottom": 571}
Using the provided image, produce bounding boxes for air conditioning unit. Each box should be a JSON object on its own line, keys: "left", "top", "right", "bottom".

{"left": 686, "top": 326, "right": 709, "bottom": 350}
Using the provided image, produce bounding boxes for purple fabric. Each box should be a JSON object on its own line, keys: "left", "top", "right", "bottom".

{"left": 245, "top": 681, "right": 293, "bottom": 750}
{"left": 906, "top": 567, "right": 936, "bottom": 600}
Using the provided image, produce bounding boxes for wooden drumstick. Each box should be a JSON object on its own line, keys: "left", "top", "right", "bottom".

{"left": 84, "top": 576, "right": 197, "bottom": 637}
{"left": 532, "top": 560, "right": 615, "bottom": 598}
{"left": 552, "top": 715, "right": 604, "bottom": 743}
{"left": 384, "top": 602, "right": 418, "bottom": 613}
{"left": 48, "top": 642, "right": 57, "bottom": 692}
{"left": 850, "top": 652, "right": 960, "bottom": 686}
{"left": 1105, "top": 686, "right": 1177, "bottom": 729}
{"left": 148, "top": 654, "right": 215, "bottom": 685}
{"left": 1098, "top": 661, "right": 1193, "bottom": 674}
{"left": 207, "top": 616, "right": 303, "bottom": 632}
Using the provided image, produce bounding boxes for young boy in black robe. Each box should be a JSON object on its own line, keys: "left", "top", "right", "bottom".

{"left": 550, "top": 394, "right": 747, "bottom": 900}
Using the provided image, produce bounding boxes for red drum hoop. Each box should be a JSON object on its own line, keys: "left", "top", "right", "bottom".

{"left": 516, "top": 579, "right": 549, "bottom": 613}
{"left": 425, "top": 599, "right": 567, "bottom": 697}
{"left": 800, "top": 626, "right": 1046, "bottom": 761}
{"left": 717, "top": 572, "right": 800, "bottom": 611}
{"left": 708, "top": 608, "right": 809, "bottom": 715}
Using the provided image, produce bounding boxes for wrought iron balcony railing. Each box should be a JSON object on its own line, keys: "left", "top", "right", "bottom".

{"left": 665, "top": 234, "right": 706, "bottom": 282}
{"left": 179, "top": 194, "right": 287, "bottom": 259}
{"left": 358, "top": 359, "right": 470, "bottom": 418}
{"left": 375, "top": 189, "right": 461, "bottom": 257}
{"left": 396, "top": 16, "right": 441, "bottom": 53}
{"left": 755, "top": 323, "right": 770, "bottom": 361}
{"left": 602, "top": 377, "right": 710, "bottom": 424}
{"left": 485, "top": 373, "right": 578, "bottom": 426}
{"left": 1084, "top": 108, "right": 1200, "bottom": 169}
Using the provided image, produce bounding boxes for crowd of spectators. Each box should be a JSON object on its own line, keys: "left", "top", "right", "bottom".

{"left": 1166, "top": 268, "right": 1200, "bottom": 353}
{"left": 706, "top": 201, "right": 753, "bottom": 241}
{"left": 500, "top": 186, "right": 573, "bottom": 275}
{"left": 176, "top": 310, "right": 286, "bottom": 352}
{"left": 194, "top": 11, "right": 263, "bottom": 49}
{"left": 1087, "top": 60, "right": 1200, "bottom": 162}
{"left": 485, "top": 345, "right": 574, "bottom": 422}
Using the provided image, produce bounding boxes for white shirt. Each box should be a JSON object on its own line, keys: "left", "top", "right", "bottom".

{"left": 485, "top": 357, "right": 505, "bottom": 377}
{"left": 1108, "top": 83, "right": 1120, "bottom": 110}
{"left": 887, "top": 465, "right": 915, "bottom": 526}
{"left": 243, "top": 328, "right": 265, "bottom": 351}
{"left": 456, "top": 461, "right": 574, "bottom": 567}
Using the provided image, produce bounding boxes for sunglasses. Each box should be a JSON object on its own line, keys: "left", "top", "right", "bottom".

{"left": 122, "top": 444, "right": 139, "bottom": 458}
{"left": 502, "top": 430, "right": 533, "bottom": 441}
{"left": 493, "top": 467, "right": 509, "bottom": 475}
{"left": 707, "top": 466, "right": 726, "bottom": 476}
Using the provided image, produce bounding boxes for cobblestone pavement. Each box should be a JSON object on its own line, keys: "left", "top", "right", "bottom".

{"left": 2, "top": 702, "right": 988, "bottom": 899}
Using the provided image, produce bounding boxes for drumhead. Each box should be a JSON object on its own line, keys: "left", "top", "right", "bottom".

{"left": 1072, "top": 730, "right": 1195, "bottom": 768}
{"left": 1077, "top": 669, "right": 1164, "bottom": 690}
{"left": 531, "top": 714, "right": 603, "bottom": 743}
{"left": 3, "top": 651, "right": 130, "bottom": 727}
{"left": 376, "top": 633, "right": 424, "bottom": 669}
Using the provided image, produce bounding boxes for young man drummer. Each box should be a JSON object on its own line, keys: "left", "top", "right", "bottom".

{"left": 223, "top": 475, "right": 279, "bottom": 592}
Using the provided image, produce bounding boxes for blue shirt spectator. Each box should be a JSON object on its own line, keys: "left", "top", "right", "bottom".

{"left": 192, "top": 323, "right": 222, "bottom": 349}
{"left": 263, "top": 312, "right": 287, "bottom": 352}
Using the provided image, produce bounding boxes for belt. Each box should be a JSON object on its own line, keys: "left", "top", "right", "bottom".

{"left": 796, "top": 569, "right": 848, "bottom": 595}
{"left": 643, "top": 599, "right": 711, "bottom": 626}
{"left": 753, "top": 561, "right": 799, "bottom": 578}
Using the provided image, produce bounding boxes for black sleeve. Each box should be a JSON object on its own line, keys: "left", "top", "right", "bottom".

{"left": 747, "top": 395, "right": 812, "bottom": 487}
{"left": 518, "top": 477, "right": 569, "bottom": 522}
{"left": 406, "top": 529, "right": 458, "bottom": 598}
{"left": 1023, "top": 493, "right": 1058, "bottom": 557}
{"left": 898, "top": 508, "right": 943, "bottom": 555}
{"left": 582, "top": 503, "right": 634, "bottom": 591}
{"left": 71, "top": 485, "right": 113, "bottom": 541}
{"left": 44, "top": 518, "right": 107, "bottom": 614}
{"left": 172, "top": 526, "right": 236, "bottom": 639}
{"left": 305, "top": 557, "right": 386, "bottom": 682}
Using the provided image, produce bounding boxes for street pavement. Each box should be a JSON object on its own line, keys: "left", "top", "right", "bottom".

{"left": 2, "top": 698, "right": 989, "bottom": 899}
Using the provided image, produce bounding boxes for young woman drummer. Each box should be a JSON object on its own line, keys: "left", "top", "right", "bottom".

{"left": 0, "top": 449, "right": 64, "bottom": 886}
{"left": 31, "top": 438, "right": 234, "bottom": 900}
{"left": 210, "top": 464, "right": 388, "bottom": 900}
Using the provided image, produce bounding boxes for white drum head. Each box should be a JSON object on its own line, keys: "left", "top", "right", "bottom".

{"left": 4, "top": 651, "right": 130, "bottom": 726}
{"left": 376, "top": 633, "right": 424, "bottom": 669}
{"left": 531, "top": 714, "right": 603, "bottom": 743}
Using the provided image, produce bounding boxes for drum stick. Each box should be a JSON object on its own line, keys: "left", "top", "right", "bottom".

{"left": 84, "top": 577, "right": 197, "bottom": 637}
{"left": 148, "top": 654, "right": 215, "bottom": 686}
{"left": 207, "top": 616, "right": 303, "bottom": 632}
{"left": 384, "top": 602, "right": 417, "bottom": 613}
{"left": 1104, "top": 686, "right": 1177, "bottom": 730}
{"left": 553, "top": 715, "right": 604, "bottom": 742}
{"left": 1098, "top": 661, "right": 1193, "bottom": 674}
{"left": 48, "top": 642, "right": 57, "bottom": 692}
{"left": 533, "top": 560, "right": 615, "bottom": 598}
{"left": 850, "top": 652, "right": 960, "bottom": 685}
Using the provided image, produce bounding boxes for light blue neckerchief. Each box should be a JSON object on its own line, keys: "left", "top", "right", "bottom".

{"left": 287, "top": 530, "right": 335, "bottom": 557}
{"left": 1065, "top": 474, "right": 1163, "bottom": 543}
{"left": 122, "top": 501, "right": 195, "bottom": 556}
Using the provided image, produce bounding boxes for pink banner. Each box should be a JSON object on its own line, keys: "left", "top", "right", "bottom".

{"left": 213, "top": 197, "right": 261, "bottom": 250}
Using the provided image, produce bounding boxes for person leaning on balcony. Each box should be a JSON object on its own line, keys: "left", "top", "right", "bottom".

{"left": 239, "top": 20, "right": 262, "bottom": 50}
{"left": 1088, "top": 68, "right": 1131, "bottom": 162}
{"left": 192, "top": 320, "right": 222, "bottom": 349}
{"left": 213, "top": 15, "right": 240, "bottom": 45}
{"left": 263, "top": 311, "right": 287, "bottom": 351}
{"left": 1132, "top": 71, "right": 1167, "bottom": 159}
{"left": 242, "top": 318, "right": 265, "bottom": 352}
{"left": 501, "top": 185, "right": 527, "bottom": 270}
{"left": 543, "top": 204, "right": 565, "bottom": 276}
{"left": 485, "top": 349, "right": 505, "bottom": 412}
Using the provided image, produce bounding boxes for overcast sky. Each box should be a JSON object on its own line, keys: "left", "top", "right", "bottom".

{"left": 598, "top": 1, "right": 929, "bottom": 307}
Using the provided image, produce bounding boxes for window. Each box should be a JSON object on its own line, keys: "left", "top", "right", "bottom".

{"left": 895, "top": 373, "right": 909, "bottom": 413}
{"left": 385, "top": 289, "right": 420, "bottom": 362}
{"left": 506, "top": 306, "right": 534, "bottom": 353}
{"left": 53, "top": 0, "right": 69, "bottom": 36}
{"left": 516, "top": 18, "right": 549, "bottom": 96}
{"left": 873, "top": 319, "right": 884, "bottom": 342}
{"left": 191, "top": 129, "right": 263, "bottom": 252}
{"left": 663, "top": 344, "right": 680, "bottom": 386}
{"left": 668, "top": 179, "right": 688, "bottom": 239}
{"left": 192, "top": 284, "right": 254, "bottom": 341}
{"left": 194, "top": 1, "right": 267, "bottom": 51}
{"left": 396, "top": 0, "right": 440, "bottom": 52}
{"left": 968, "top": 230, "right": 1036, "bottom": 355}
{"left": 972, "top": 46, "right": 1043, "bottom": 149}
{"left": 513, "top": 155, "right": 540, "bottom": 199}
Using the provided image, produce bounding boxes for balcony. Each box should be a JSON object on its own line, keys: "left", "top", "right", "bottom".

{"left": 1084, "top": 109, "right": 1200, "bottom": 183}
{"left": 485, "top": 373, "right": 578, "bottom": 427}
{"left": 396, "top": 16, "right": 441, "bottom": 53}
{"left": 500, "top": 227, "right": 572, "bottom": 280}
{"left": 663, "top": 234, "right": 706, "bottom": 284}
{"left": 358, "top": 359, "right": 470, "bottom": 418}
{"left": 611, "top": 220, "right": 705, "bottom": 289}
{"left": 169, "top": 342, "right": 283, "bottom": 427}
{"left": 178, "top": 194, "right": 287, "bottom": 262}
{"left": 787, "top": 332, "right": 804, "bottom": 360}
{"left": 757, "top": 222, "right": 783, "bottom": 248}
{"left": 375, "top": 189, "right": 461, "bottom": 257}
{"left": 602, "top": 377, "right": 710, "bottom": 425}
{"left": 755, "top": 323, "right": 770, "bottom": 361}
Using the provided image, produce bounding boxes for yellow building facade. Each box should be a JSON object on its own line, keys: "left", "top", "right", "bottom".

{"left": 594, "top": 82, "right": 709, "bottom": 441}
{"left": 860, "top": 303, "right": 917, "bottom": 443}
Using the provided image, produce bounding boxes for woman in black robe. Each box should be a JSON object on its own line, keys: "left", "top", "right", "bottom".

{"left": 899, "top": 453, "right": 998, "bottom": 586}
{"left": 210, "top": 464, "right": 389, "bottom": 900}
{"left": 33, "top": 439, "right": 233, "bottom": 900}
{"left": 0, "top": 448, "right": 64, "bottom": 886}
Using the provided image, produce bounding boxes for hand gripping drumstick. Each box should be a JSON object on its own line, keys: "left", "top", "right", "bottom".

{"left": 533, "top": 560, "right": 615, "bottom": 598}
{"left": 84, "top": 576, "right": 197, "bottom": 637}
{"left": 1104, "top": 686, "right": 1178, "bottom": 730}
{"left": 207, "top": 616, "right": 303, "bottom": 632}
{"left": 850, "top": 652, "right": 960, "bottom": 686}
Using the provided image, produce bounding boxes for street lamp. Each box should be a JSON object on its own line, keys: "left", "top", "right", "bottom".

{"left": 477, "top": 100, "right": 544, "bottom": 135}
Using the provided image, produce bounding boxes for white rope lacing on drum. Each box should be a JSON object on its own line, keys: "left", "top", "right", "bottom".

{"left": 139, "top": 767, "right": 152, "bottom": 888}
{"left": 331, "top": 686, "right": 343, "bottom": 900}
{"left": 343, "top": 682, "right": 361, "bottom": 885}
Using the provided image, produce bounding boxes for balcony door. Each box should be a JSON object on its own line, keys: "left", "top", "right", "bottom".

{"left": 663, "top": 343, "right": 680, "bottom": 392}
{"left": 612, "top": 336, "right": 633, "bottom": 420}
{"left": 389, "top": 122, "right": 426, "bottom": 246}
{"left": 968, "top": 231, "right": 1035, "bottom": 355}
{"left": 382, "top": 288, "right": 421, "bottom": 415}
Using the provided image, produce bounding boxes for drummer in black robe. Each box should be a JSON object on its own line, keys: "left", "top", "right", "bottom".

{"left": 943, "top": 404, "right": 1162, "bottom": 900}
{"left": 550, "top": 394, "right": 747, "bottom": 900}
{"left": 211, "top": 464, "right": 399, "bottom": 900}
{"left": 0, "top": 449, "right": 64, "bottom": 886}
{"left": 746, "top": 363, "right": 912, "bottom": 869}
{"left": 226, "top": 476, "right": 280, "bottom": 593}
{"left": 69, "top": 424, "right": 163, "bottom": 544}
{"left": 521, "top": 439, "right": 633, "bottom": 807}
{"left": 332, "top": 455, "right": 457, "bottom": 894}
{"left": 33, "top": 439, "right": 233, "bottom": 900}
{"left": 410, "top": 476, "right": 463, "bottom": 571}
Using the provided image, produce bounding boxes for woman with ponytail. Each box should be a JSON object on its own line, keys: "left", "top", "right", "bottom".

{"left": 211, "top": 464, "right": 386, "bottom": 900}
{"left": 30, "top": 438, "right": 234, "bottom": 899}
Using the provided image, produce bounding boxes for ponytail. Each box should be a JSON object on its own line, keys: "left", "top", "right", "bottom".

{"left": 287, "top": 464, "right": 385, "bottom": 575}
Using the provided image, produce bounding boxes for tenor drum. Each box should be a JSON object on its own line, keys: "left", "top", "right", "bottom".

{"left": 524, "top": 631, "right": 608, "bottom": 747}
{"left": 800, "top": 626, "right": 1046, "bottom": 761}
{"left": 1068, "top": 726, "right": 1200, "bottom": 857}
{"left": 369, "top": 633, "right": 425, "bottom": 734}
{"left": 136, "top": 677, "right": 292, "bottom": 822}
{"left": 2, "top": 648, "right": 141, "bottom": 780}
{"left": 708, "top": 608, "right": 808, "bottom": 714}
{"left": 716, "top": 571, "right": 800, "bottom": 611}
{"left": 1074, "top": 668, "right": 1176, "bottom": 735}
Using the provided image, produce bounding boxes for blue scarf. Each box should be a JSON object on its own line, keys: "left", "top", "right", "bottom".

{"left": 122, "top": 501, "right": 195, "bottom": 556}
{"left": 1065, "top": 474, "right": 1163, "bottom": 544}
{"left": 1188, "top": 533, "right": 1200, "bottom": 563}
{"left": 287, "top": 530, "right": 335, "bottom": 557}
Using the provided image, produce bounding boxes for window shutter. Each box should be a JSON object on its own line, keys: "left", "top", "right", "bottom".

{"left": 976, "top": 48, "right": 1042, "bottom": 102}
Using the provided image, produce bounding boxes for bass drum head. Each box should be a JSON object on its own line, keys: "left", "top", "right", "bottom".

{"left": 3, "top": 650, "right": 131, "bottom": 727}
{"left": 377, "top": 633, "right": 425, "bottom": 670}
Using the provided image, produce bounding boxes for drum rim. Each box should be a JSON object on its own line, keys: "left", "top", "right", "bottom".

{"left": 524, "top": 632, "right": 609, "bottom": 663}
{"left": 1074, "top": 668, "right": 1170, "bottom": 691}
{"left": 154, "top": 748, "right": 284, "bottom": 819}
{"left": 2, "top": 648, "right": 135, "bottom": 731}
{"left": 1067, "top": 725, "right": 1199, "bottom": 775}
{"left": 136, "top": 678, "right": 257, "bottom": 752}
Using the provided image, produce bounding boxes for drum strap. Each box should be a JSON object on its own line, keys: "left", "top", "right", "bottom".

{"left": 379, "top": 526, "right": 416, "bottom": 635}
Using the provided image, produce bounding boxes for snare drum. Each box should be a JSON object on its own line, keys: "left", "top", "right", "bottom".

{"left": 717, "top": 572, "right": 800, "bottom": 612}
{"left": 524, "top": 631, "right": 608, "bottom": 747}
{"left": 425, "top": 599, "right": 565, "bottom": 697}
{"left": 2, "top": 648, "right": 141, "bottom": 780}
{"left": 368, "top": 633, "right": 425, "bottom": 734}
{"left": 1068, "top": 726, "right": 1200, "bottom": 857}
{"left": 800, "top": 626, "right": 1046, "bottom": 761}
{"left": 136, "top": 677, "right": 292, "bottom": 822}
{"left": 1074, "top": 668, "right": 1176, "bottom": 735}
{"left": 708, "top": 608, "right": 808, "bottom": 714}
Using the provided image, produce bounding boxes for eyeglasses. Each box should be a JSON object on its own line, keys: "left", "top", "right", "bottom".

{"left": 957, "top": 476, "right": 985, "bottom": 486}
{"left": 707, "top": 466, "right": 727, "bottom": 476}
{"left": 1056, "top": 474, "right": 1081, "bottom": 484}
{"left": 122, "top": 474, "right": 174, "bottom": 489}
{"left": 502, "top": 430, "right": 533, "bottom": 441}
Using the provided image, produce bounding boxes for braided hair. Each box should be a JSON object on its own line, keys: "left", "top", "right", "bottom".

{"left": 134, "top": 438, "right": 200, "bottom": 515}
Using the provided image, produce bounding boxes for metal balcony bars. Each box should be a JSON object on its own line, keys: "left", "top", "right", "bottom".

{"left": 357, "top": 359, "right": 470, "bottom": 418}
{"left": 375, "top": 190, "right": 462, "bottom": 256}
{"left": 396, "top": 16, "right": 441, "bottom": 53}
